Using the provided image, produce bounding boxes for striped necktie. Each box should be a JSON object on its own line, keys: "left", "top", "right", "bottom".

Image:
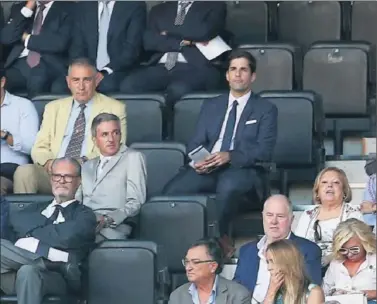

{"left": 65, "top": 104, "right": 86, "bottom": 159}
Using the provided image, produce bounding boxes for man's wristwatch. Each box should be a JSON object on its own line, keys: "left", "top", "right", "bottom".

{"left": 1, "top": 130, "right": 10, "bottom": 141}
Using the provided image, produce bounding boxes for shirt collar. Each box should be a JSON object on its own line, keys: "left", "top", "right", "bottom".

{"left": 188, "top": 275, "right": 218, "bottom": 298}
{"left": 73, "top": 99, "right": 93, "bottom": 109}
{"left": 50, "top": 198, "right": 76, "bottom": 208}
{"left": 100, "top": 154, "right": 112, "bottom": 162}
{"left": 257, "top": 232, "right": 292, "bottom": 250}
{"left": 38, "top": 1, "right": 54, "bottom": 9}
{"left": 1, "top": 91, "right": 11, "bottom": 107}
{"left": 228, "top": 90, "right": 251, "bottom": 109}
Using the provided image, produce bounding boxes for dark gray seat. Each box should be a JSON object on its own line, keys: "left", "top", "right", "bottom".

{"left": 130, "top": 142, "right": 186, "bottom": 197}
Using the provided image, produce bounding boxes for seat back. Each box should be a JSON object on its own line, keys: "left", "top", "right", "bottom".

{"left": 88, "top": 241, "right": 158, "bottom": 304}
{"left": 172, "top": 93, "right": 223, "bottom": 144}
{"left": 109, "top": 94, "right": 166, "bottom": 144}
{"left": 303, "top": 42, "right": 370, "bottom": 115}
{"left": 4, "top": 194, "right": 54, "bottom": 214}
{"left": 225, "top": 1, "right": 269, "bottom": 44}
{"left": 239, "top": 43, "right": 296, "bottom": 91}
{"left": 130, "top": 142, "right": 186, "bottom": 197}
{"left": 277, "top": 1, "right": 342, "bottom": 49}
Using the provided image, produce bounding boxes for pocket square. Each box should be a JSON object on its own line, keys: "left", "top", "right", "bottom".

{"left": 246, "top": 120, "right": 257, "bottom": 125}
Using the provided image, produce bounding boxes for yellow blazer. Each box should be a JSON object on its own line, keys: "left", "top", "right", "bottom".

{"left": 31, "top": 93, "right": 127, "bottom": 166}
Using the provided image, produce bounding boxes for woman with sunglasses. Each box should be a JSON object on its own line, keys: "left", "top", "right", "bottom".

{"left": 294, "top": 167, "right": 363, "bottom": 266}
{"left": 323, "top": 218, "right": 376, "bottom": 304}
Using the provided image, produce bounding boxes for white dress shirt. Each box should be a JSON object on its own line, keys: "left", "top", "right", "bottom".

{"left": 158, "top": 1, "right": 193, "bottom": 64}
{"left": 211, "top": 91, "right": 251, "bottom": 153}
{"left": 323, "top": 254, "right": 376, "bottom": 298}
{"left": 96, "top": 155, "right": 112, "bottom": 178}
{"left": 19, "top": 1, "right": 54, "bottom": 58}
{"left": 1, "top": 91, "right": 39, "bottom": 165}
{"left": 252, "top": 233, "right": 291, "bottom": 304}
{"left": 97, "top": 1, "right": 115, "bottom": 74}
{"left": 14, "top": 199, "right": 76, "bottom": 262}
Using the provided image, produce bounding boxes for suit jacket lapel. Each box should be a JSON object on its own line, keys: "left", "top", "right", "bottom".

{"left": 249, "top": 246, "right": 260, "bottom": 292}
{"left": 234, "top": 94, "right": 254, "bottom": 141}
{"left": 216, "top": 277, "right": 228, "bottom": 304}
{"left": 107, "top": 1, "right": 121, "bottom": 44}
{"left": 88, "top": 3, "right": 99, "bottom": 53}
{"left": 210, "top": 96, "right": 228, "bottom": 149}
{"left": 86, "top": 93, "right": 104, "bottom": 155}
{"left": 41, "top": 2, "right": 60, "bottom": 29}
{"left": 55, "top": 100, "right": 73, "bottom": 151}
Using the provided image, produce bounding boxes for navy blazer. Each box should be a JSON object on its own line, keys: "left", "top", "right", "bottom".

{"left": 143, "top": 1, "right": 226, "bottom": 67}
{"left": 234, "top": 233, "right": 322, "bottom": 292}
{"left": 188, "top": 93, "right": 278, "bottom": 168}
{"left": 70, "top": 1, "right": 146, "bottom": 73}
{"left": 0, "top": 1, "right": 74, "bottom": 72}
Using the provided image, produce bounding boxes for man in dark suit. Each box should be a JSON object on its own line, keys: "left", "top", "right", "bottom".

{"left": 0, "top": 157, "right": 97, "bottom": 304}
{"left": 66, "top": 1, "right": 146, "bottom": 93}
{"left": 163, "top": 50, "right": 278, "bottom": 254}
{"left": 120, "top": 1, "right": 226, "bottom": 105}
{"left": 0, "top": 1, "right": 73, "bottom": 97}
{"left": 234, "top": 195, "right": 322, "bottom": 303}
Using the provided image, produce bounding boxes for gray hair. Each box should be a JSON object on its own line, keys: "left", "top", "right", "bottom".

{"left": 68, "top": 57, "right": 97, "bottom": 76}
{"left": 263, "top": 194, "right": 294, "bottom": 216}
{"left": 51, "top": 157, "right": 82, "bottom": 177}
{"left": 91, "top": 113, "right": 121, "bottom": 137}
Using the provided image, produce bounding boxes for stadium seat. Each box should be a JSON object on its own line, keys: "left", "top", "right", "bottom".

{"left": 32, "top": 95, "right": 69, "bottom": 126}
{"left": 130, "top": 142, "right": 186, "bottom": 197}
{"left": 225, "top": 1, "right": 269, "bottom": 45}
{"left": 1, "top": 194, "right": 81, "bottom": 304}
{"left": 239, "top": 43, "right": 297, "bottom": 91}
{"left": 88, "top": 240, "right": 168, "bottom": 304}
{"left": 138, "top": 195, "right": 218, "bottom": 291}
{"left": 172, "top": 92, "right": 223, "bottom": 144}
{"left": 351, "top": 1, "right": 377, "bottom": 83}
{"left": 277, "top": 1, "right": 342, "bottom": 50}
{"left": 110, "top": 94, "right": 166, "bottom": 144}
{"left": 303, "top": 42, "right": 373, "bottom": 155}
{"left": 258, "top": 90, "right": 326, "bottom": 196}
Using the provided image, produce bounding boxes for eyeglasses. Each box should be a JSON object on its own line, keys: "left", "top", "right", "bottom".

{"left": 313, "top": 220, "right": 322, "bottom": 242}
{"left": 338, "top": 246, "right": 361, "bottom": 256}
{"left": 51, "top": 174, "right": 79, "bottom": 183}
{"left": 182, "top": 259, "right": 215, "bottom": 267}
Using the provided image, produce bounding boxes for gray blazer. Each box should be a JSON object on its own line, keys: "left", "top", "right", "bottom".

{"left": 76, "top": 145, "right": 147, "bottom": 238}
{"left": 168, "top": 276, "right": 251, "bottom": 304}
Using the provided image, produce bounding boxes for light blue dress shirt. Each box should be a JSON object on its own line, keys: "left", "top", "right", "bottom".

{"left": 363, "top": 174, "right": 376, "bottom": 226}
{"left": 0, "top": 91, "right": 39, "bottom": 165}
{"left": 188, "top": 275, "right": 218, "bottom": 304}
{"left": 57, "top": 99, "right": 93, "bottom": 158}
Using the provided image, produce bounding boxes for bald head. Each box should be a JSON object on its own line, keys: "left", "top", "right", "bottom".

{"left": 262, "top": 195, "right": 293, "bottom": 243}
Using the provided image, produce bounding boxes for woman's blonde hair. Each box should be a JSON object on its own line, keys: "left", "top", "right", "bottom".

{"left": 312, "top": 167, "right": 352, "bottom": 204}
{"left": 332, "top": 218, "right": 376, "bottom": 260}
{"left": 266, "top": 239, "right": 310, "bottom": 304}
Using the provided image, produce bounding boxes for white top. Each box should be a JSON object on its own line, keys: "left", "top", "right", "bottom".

{"left": 323, "top": 254, "right": 376, "bottom": 296}
{"left": 159, "top": 1, "right": 193, "bottom": 64}
{"left": 211, "top": 91, "right": 251, "bottom": 153}
{"left": 1, "top": 91, "right": 39, "bottom": 165}
{"left": 294, "top": 203, "right": 364, "bottom": 263}
{"left": 14, "top": 199, "right": 76, "bottom": 262}
{"left": 19, "top": 1, "right": 54, "bottom": 58}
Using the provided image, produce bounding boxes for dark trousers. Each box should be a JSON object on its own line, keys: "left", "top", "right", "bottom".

{"left": 163, "top": 166, "right": 257, "bottom": 235}
{"left": 0, "top": 163, "right": 19, "bottom": 181}
{"left": 5, "top": 58, "right": 61, "bottom": 98}
{"left": 119, "top": 63, "right": 221, "bottom": 105}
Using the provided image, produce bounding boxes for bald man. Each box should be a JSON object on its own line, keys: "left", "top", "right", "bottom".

{"left": 233, "top": 195, "right": 322, "bottom": 303}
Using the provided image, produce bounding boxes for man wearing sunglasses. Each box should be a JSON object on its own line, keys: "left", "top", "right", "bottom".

{"left": 169, "top": 238, "right": 251, "bottom": 304}
{"left": 0, "top": 157, "right": 96, "bottom": 304}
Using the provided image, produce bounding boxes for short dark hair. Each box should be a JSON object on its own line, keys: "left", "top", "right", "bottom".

{"left": 189, "top": 238, "right": 224, "bottom": 274}
{"left": 91, "top": 113, "right": 121, "bottom": 137}
{"left": 51, "top": 157, "right": 82, "bottom": 177}
{"left": 227, "top": 49, "right": 257, "bottom": 73}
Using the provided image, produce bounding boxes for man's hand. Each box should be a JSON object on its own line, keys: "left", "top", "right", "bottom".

{"left": 204, "top": 152, "right": 230, "bottom": 168}
{"left": 44, "top": 159, "right": 53, "bottom": 173}
{"left": 26, "top": 0, "right": 36, "bottom": 10}
{"left": 181, "top": 40, "right": 191, "bottom": 46}
{"left": 22, "top": 32, "right": 30, "bottom": 42}
{"left": 361, "top": 201, "right": 376, "bottom": 214}
{"left": 194, "top": 160, "right": 209, "bottom": 174}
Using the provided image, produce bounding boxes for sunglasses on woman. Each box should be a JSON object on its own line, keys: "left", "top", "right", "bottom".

{"left": 338, "top": 246, "right": 361, "bottom": 255}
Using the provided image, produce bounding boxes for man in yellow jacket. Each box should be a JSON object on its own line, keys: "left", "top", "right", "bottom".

{"left": 13, "top": 58, "right": 126, "bottom": 194}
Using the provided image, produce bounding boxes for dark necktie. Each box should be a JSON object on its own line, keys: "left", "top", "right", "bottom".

{"left": 165, "top": 2, "right": 191, "bottom": 71}
{"left": 26, "top": 4, "right": 46, "bottom": 68}
{"left": 220, "top": 100, "right": 238, "bottom": 152}
{"left": 46, "top": 205, "right": 64, "bottom": 225}
{"left": 65, "top": 104, "right": 86, "bottom": 159}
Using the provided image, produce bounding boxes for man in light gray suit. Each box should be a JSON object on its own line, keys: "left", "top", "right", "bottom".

{"left": 76, "top": 113, "right": 147, "bottom": 240}
{"left": 169, "top": 238, "right": 251, "bottom": 304}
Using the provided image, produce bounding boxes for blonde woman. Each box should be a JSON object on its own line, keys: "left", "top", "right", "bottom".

{"left": 263, "top": 239, "right": 324, "bottom": 304}
{"left": 294, "top": 167, "right": 363, "bottom": 265}
{"left": 323, "top": 218, "right": 376, "bottom": 303}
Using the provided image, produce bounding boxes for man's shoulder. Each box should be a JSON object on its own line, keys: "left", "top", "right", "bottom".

{"left": 96, "top": 93, "right": 125, "bottom": 108}
{"left": 292, "top": 233, "right": 320, "bottom": 253}
{"left": 238, "top": 239, "right": 258, "bottom": 256}
{"left": 44, "top": 95, "right": 72, "bottom": 110}
{"left": 220, "top": 276, "right": 249, "bottom": 294}
{"left": 250, "top": 94, "right": 277, "bottom": 113}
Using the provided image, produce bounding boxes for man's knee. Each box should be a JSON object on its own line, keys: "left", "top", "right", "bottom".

{"left": 13, "top": 164, "right": 38, "bottom": 193}
{"left": 167, "top": 81, "right": 191, "bottom": 103}
{"left": 16, "top": 265, "right": 41, "bottom": 284}
{"left": 119, "top": 73, "right": 143, "bottom": 93}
